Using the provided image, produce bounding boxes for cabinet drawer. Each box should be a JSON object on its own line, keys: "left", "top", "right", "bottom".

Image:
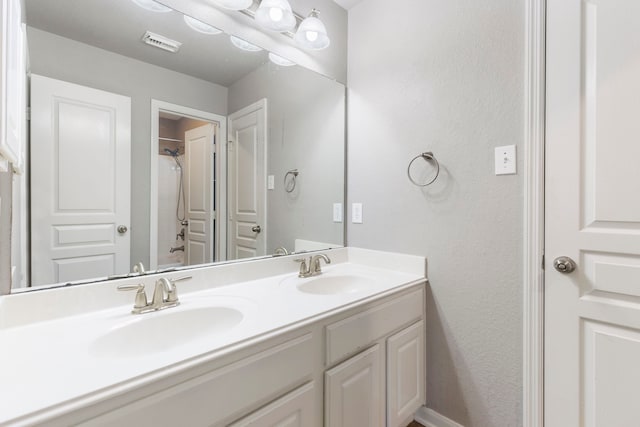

{"left": 326, "top": 288, "right": 423, "bottom": 366}
{"left": 81, "top": 334, "right": 314, "bottom": 427}
{"left": 228, "top": 382, "right": 316, "bottom": 427}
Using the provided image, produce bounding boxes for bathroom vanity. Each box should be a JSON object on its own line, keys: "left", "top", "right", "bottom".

{"left": 0, "top": 248, "right": 426, "bottom": 426}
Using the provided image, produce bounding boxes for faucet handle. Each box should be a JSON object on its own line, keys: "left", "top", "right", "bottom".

{"left": 294, "top": 258, "right": 310, "bottom": 277}
{"left": 133, "top": 262, "right": 146, "bottom": 275}
{"left": 117, "top": 284, "right": 148, "bottom": 309}
{"left": 166, "top": 276, "right": 192, "bottom": 303}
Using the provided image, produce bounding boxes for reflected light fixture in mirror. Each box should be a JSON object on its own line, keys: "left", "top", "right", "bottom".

{"left": 130, "top": 0, "right": 172, "bottom": 13}
{"left": 268, "top": 52, "right": 295, "bottom": 67}
{"left": 215, "top": 0, "right": 253, "bottom": 10}
{"left": 230, "top": 35, "right": 263, "bottom": 51}
{"left": 255, "top": 0, "right": 296, "bottom": 32}
{"left": 183, "top": 15, "right": 223, "bottom": 35}
{"left": 294, "top": 9, "right": 330, "bottom": 50}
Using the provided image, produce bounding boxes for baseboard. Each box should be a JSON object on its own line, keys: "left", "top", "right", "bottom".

{"left": 415, "top": 406, "right": 464, "bottom": 427}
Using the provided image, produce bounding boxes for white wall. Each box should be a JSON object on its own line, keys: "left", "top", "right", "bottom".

{"left": 27, "top": 27, "right": 229, "bottom": 271}
{"left": 229, "top": 62, "right": 345, "bottom": 254}
{"left": 347, "top": 1, "right": 525, "bottom": 426}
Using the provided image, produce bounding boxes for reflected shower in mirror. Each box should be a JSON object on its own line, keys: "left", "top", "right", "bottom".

{"left": 11, "top": 0, "right": 345, "bottom": 291}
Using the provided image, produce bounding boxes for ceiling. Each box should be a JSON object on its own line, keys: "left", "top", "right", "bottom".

{"left": 331, "top": 0, "right": 365, "bottom": 10}
{"left": 25, "top": 0, "right": 269, "bottom": 87}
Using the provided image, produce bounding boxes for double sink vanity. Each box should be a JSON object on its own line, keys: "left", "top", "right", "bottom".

{"left": 0, "top": 248, "right": 427, "bottom": 426}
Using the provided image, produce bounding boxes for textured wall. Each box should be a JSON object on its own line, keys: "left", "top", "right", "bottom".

{"left": 27, "top": 28, "right": 228, "bottom": 271}
{"left": 347, "top": 1, "right": 524, "bottom": 425}
{"left": 228, "top": 63, "right": 345, "bottom": 254}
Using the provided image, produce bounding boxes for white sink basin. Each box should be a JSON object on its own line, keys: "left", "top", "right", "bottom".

{"left": 90, "top": 306, "right": 243, "bottom": 358}
{"left": 283, "top": 274, "right": 377, "bottom": 295}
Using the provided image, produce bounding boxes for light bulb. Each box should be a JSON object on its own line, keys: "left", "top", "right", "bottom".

{"left": 184, "top": 15, "right": 222, "bottom": 35}
{"left": 230, "top": 36, "right": 263, "bottom": 52}
{"left": 216, "top": 0, "right": 252, "bottom": 10}
{"left": 255, "top": 0, "right": 296, "bottom": 32}
{"left": 294, "top": 10, "right": 330, "bottom": 50}
{"left": 269, "top": 7, "right": 284, "bottom": 22}
{"left": 130, "top": 0, "right": 172, "bottom": 13}
{"left": 269, "top": 52, "right": 296, "bottom": 67}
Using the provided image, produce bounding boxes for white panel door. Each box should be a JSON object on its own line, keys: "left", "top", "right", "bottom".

{"left": 30, "top": 75, "right": 131, "bottom": 286}
{"left": 184, "top": 123, "right": 215, "bottom": 265}
{"left": 387, "top": 321, "right": 425, "bottom": 427}
{"left": 546, "top": 1, "right": 640, "bottom": 426}
{"left": 325, "top": 345, "right": 384, "bottom": 427}
{"left": 228, "top": 99, "right": 266, "bottom": 260}
{"left": 0, "top": 0, "right": 25, "bottom": 169}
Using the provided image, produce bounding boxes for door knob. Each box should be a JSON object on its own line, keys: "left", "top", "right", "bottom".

{"left": 252, "top": 225, "right": 262, "bottom": 233}
{"left": 117, "top": 225, "right": 128, "bottom": 234}
{"left": 553, "top": 256, "right": 576, "bottom": 274}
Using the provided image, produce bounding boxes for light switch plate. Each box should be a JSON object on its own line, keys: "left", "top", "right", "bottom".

{"left": 495, "top": 145, "right": 517, "bottom": 175}
{"left": 333, "top": 203, "right": 343, "bottom": 223}
{"left": 352, "top": 203, "right": 363, "bottom": 224}
{"left": 267, "top": 175, "right": 275, "bottom": 190}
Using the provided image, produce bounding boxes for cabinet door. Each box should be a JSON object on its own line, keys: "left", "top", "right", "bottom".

{"left": 387, "top": 321, "right": 425, "bottom": 427}
{"left": 325, "top": 344, "right": 384, "bottom": 427}
{"left": 229, "top": 382, "right": 316, "bottom": 427}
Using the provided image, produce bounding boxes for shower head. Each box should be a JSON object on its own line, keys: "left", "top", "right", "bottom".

{"left": 164, "top": 148, "right": 180, "bottom": 157}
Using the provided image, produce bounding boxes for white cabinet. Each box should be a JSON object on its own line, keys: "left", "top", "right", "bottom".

{"left": 229, "top": 382, "right": 316, "bottom": 427}
{"left": 79, "top": 334, "right": 315, "bottom": 427}
{"left": 325, "top": 344, "right": 384, "bottom": 427}
{"left": 387, "top": 321, "right": 425, "bottom": 427}
{"left": 324, "top": 287, "right": 426, "bottom": 427}
{"left": 31, "top": 284, "right": 426, "bottom": 427}
{"left": 0, "top": 0, "right": 25, "bottom": 170}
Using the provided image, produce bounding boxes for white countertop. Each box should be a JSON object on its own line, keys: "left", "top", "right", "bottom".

{"left": 0, "top": 247, "right": 426, "bottom": 425}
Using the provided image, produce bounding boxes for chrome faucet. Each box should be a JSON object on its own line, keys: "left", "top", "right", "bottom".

{"left": 117, "top": 276, "right": 191, "bottom": 314}
{"left": 133, "top": 261, "right": 146, "bottom": 275}
{"left": 274, "top": 246, "right": 289, "bottom": 256}
{"left": 295, "top": 253, "right": 331, "bottom": 278}
{"left": 170, "top": 245, "right": 184, "bottom": 253}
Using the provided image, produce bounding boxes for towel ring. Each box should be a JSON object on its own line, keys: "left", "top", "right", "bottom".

{"left": 407, "top": 152, "right": 440, "bottom": 186}
{"left": 284, "top": 169, "right": 299, "bottom": 193}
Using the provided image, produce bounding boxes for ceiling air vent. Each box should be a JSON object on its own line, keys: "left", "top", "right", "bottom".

{"left": 141, "top": 31, "right": 182, "bottom": 53}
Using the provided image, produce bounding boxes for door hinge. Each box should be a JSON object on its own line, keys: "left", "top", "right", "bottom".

{"left": 541, "top": 254, "right": 545, "bottom": 270}
{"left": 26, "top": 107, "right": 31, "bottom": 121}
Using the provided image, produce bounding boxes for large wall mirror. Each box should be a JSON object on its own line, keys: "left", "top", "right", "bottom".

{"left": 11, "top": 0, "right": 345, "bottom": 291}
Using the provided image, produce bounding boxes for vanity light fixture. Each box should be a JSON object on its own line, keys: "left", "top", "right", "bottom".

{"left": 130, "top": 0, "right": 172, "bottom": 13}
{"left": 215, "top": 0, "right": 253, "bottom": 11}
{"left": 230, "top": 35, "right": 263, "bottom": 52}
{"left": 268, "top": 52, "right": 295, "bottom": 67}
{"left": 255, "top": 0, "right": 296, "bottom": 32}
{"left": 183, "top": 15, "right": 223, "bottom": 35}
{"left": 294, "top": 9, "right": 330, "bottom": 50}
